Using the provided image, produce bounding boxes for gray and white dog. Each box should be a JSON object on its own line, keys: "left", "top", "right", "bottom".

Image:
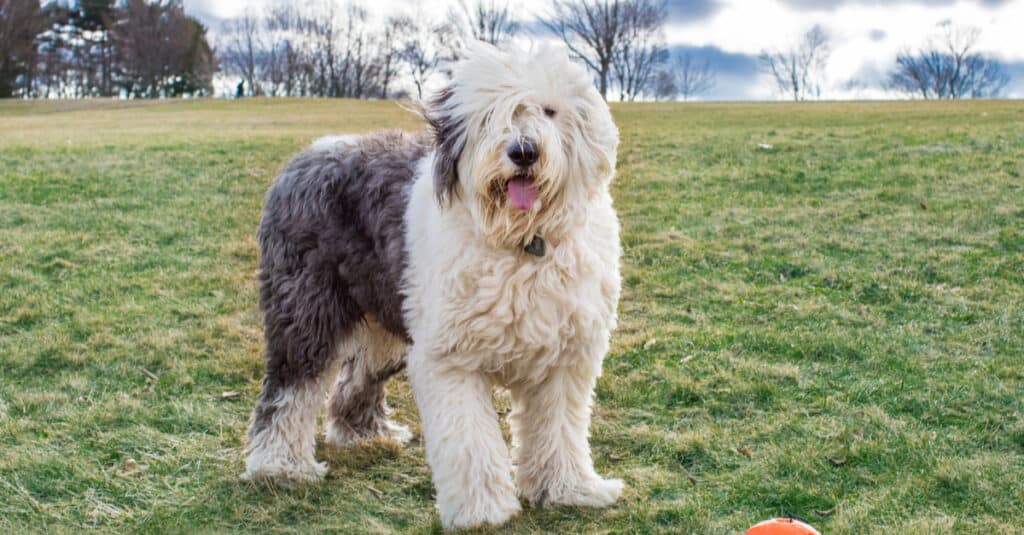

{"left": 242, "top": 43, "right": 623, "bottom": 530}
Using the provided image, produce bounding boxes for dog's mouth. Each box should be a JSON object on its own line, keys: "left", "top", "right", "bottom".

{"left": 506, "top": 175, "right": 539, "bottom": 211}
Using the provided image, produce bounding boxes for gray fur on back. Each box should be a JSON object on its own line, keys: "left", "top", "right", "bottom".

{"left": 256, "top": 130, "right": 430, "bottom": 388}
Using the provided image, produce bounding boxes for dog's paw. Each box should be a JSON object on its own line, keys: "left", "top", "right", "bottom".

{"left": 383, "top": 421, "right": 414, "bottom": 445}
{"left": 441, "top": 492, "right": 522, "bottom": 530}
{"left": 241, "top": 459, "right": 327, "bottom": 486}
{"left": 325, "top": 419, "right": 413, "bottom": 448}
{"left": 535, "top": 477, "right": 624, "bottom": 508}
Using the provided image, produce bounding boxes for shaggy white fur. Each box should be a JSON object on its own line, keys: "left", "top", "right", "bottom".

{"left": 241, "top": 371, "right": 333, "bottom": 484}
{"left": 242, "top": 320, "right": 410, "bottom": 483}
{"left": 402, "top": 43, "right": 622, "bottom": 529}
{"left": 324, "top": 320, "right": 412, "bottom": 448}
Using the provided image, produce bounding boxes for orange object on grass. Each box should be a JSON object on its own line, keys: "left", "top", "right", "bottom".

{"left": 746, "top": 517, "right": 821, "bottom": 535}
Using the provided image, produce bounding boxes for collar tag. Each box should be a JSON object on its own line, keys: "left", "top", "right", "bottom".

{"left": 524, "top": 235, "right": 546, "bottom": 257}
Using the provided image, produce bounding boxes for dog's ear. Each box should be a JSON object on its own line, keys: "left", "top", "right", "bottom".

{"left": 425, "top": 85, "right": 465, "bottom": 206}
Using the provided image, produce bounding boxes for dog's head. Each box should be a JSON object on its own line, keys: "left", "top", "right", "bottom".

{"left": 425, "top": 42, "right": 619, "bottom": 249}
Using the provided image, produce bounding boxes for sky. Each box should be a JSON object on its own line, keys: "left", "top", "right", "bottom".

{"left": 184, "top": 0, "right": 1024, "bottom": 100}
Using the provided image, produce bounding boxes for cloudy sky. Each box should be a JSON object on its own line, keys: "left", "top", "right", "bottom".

{"left": 184, "top": 0, "right": 1024, "bottom": 100}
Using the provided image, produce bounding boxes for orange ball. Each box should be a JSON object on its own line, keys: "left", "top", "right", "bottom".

{"left": 746, "top": 517, "right": 821, "bottom": 535}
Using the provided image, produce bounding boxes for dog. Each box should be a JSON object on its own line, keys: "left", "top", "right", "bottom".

{"left": 241, "top": 42, "right": 623, "bottom": 530}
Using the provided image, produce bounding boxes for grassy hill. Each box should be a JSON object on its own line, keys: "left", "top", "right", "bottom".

{"left": 1, "top": 98, "right": 1022, "bottom": 533}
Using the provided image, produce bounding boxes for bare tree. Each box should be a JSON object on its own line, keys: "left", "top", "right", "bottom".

{"left": 218, "top": 2, "right": 422, "bottom": 99}
{"left": 759, "top": 24, "right": 830, "bottom": 101}
{"left": 261, "top": 4, "right": 295, "bottom": 96}
{"left": 651, "top": 69, "right": 675, "bottom": 101}
{"left": 377, "top": 16, "right": 409, "bottom": 99}
{"left": 611, "top": 0, "right": 667, "bottom": 101}
{"left": 650, "top": 51, "right": 715, "bottom": 101}
{"left": 257, "top": 3, "right": 317, "bottom": 97}
{"left": 448, "top": 0, "right": 519, "bottom": 46}
{"left": 887, "top": 22, "right": 1008, "bottom": 99}
{"left": 220, "top": 10, "right": 262, "bottom": 96}
{"left": 544, "top": 0, "right": 667, "bottom": 101}
{"left": 672, "top": 51, "right": 714, "bottom": 100}
{"left": 311, "top": 2, "right": 341, "bottom": 97}
{"left": 543, "top": 0, "right": 624, "bottom": 100}
{"left": 337, "top": 4, "right": 371, "bottom": 98}
{"left": 401, "top": 16, "right": 451, "bottom": 99}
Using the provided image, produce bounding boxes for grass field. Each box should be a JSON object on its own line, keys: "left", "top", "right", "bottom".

{"left": 1, "top": 98, "right": 1023, "bottom": 534}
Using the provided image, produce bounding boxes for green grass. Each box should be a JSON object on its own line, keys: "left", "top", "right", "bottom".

{"left": 1, "top": 98, "right": 1022, "bottom": 534}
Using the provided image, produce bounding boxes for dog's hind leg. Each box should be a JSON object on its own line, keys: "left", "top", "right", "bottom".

{"left": 242, "top": 254, "right": 359, "bottom": 485}
{"left": 325, "top": 320, "right": 411, "bottom": 447}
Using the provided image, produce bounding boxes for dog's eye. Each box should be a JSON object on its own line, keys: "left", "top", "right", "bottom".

{"left": 543, "top": 107, "right": 556, "bottom": 118}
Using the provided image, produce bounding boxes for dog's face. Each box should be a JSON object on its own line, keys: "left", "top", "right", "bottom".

{"left": 427, "top": 43, "right": 619, "bottom": 248}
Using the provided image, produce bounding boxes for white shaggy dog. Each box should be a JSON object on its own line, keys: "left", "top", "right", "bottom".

{"left": 242, "top": 42, "right": 622, "bottom": 530}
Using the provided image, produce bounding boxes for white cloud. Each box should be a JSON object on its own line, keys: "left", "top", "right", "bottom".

{"left": 665, "top": 0, "right": 1024, "bottom": 99}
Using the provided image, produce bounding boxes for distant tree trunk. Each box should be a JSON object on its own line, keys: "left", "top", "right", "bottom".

{"left": 0, "top": 0, "right": 45, "bottom": 97}
{"left": 543, "top": 0, "right": 622, "bottom": 100}
{"left": 400, "top": 14, "right": 448, "bottom": 100}
{"left": 759, "top": 24, "right": 830, "bottom": 101}
{"left": 220, "top": 10, "right": 262, "bottom": 97}
{"left": 887, "top": 22, "right": 1009, "bottom": 99}
{"left": 447, "top": 0, "right": 520, "bottom": 49}
{"left": 377, "top": 16, "right": 408, "bottom": 99}
{"left": 544, "top": 0, "right": 667, "bottom": 101}
{"left": 654, "top": 51, "right": 714, "bottom": 101}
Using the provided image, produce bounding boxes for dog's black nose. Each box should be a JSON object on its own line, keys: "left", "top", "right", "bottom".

{"left": 508, "top": 140, "right": 538, "bottom": 167}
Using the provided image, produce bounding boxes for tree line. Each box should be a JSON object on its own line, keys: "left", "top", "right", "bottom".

{"left": 219, "top": 2, "right": 456, "bottom": 99}
{"left": 0, "top": 0, "right": 1012, "bottom": 101}
{"left": 218, "top": 0, "right": 1011, "bottom": 102}
{"left": 758, "top": 20, "right": 1008, "bottom": 101}
{"left": 0, "top": 0, "right": 215, "bottom": 98}
{"left": 217, "top": 0, "right": 707, "bottom": 102}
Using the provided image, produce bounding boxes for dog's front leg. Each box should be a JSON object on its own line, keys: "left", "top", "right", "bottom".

{"left": 407, "top": 347, "right": 521, "bottom": 530}
{"left": 510, "top": 363, "right": 623, "bottom": 508}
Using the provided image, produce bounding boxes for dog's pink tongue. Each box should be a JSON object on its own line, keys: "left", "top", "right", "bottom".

{"left": 507, "top": 178, "right": 538, "bottom": 211}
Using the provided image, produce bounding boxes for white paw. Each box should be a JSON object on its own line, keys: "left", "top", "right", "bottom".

{"left": 544, "top": 477, "right": 624, "bottom": 508}
{"left": 241, "top": 458, "right": 327, "bottom": 486}
{"left": 442, "top": 492, "right": 522, "bottom": 530}
{"left": 324, "top": 421, "right": 360, "bottom": 448}
{"left": 325, "top": 419, "right": 413, "bottom": 448}
{"left": 383, "top": 421, "right": 414, "bottom": 445}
